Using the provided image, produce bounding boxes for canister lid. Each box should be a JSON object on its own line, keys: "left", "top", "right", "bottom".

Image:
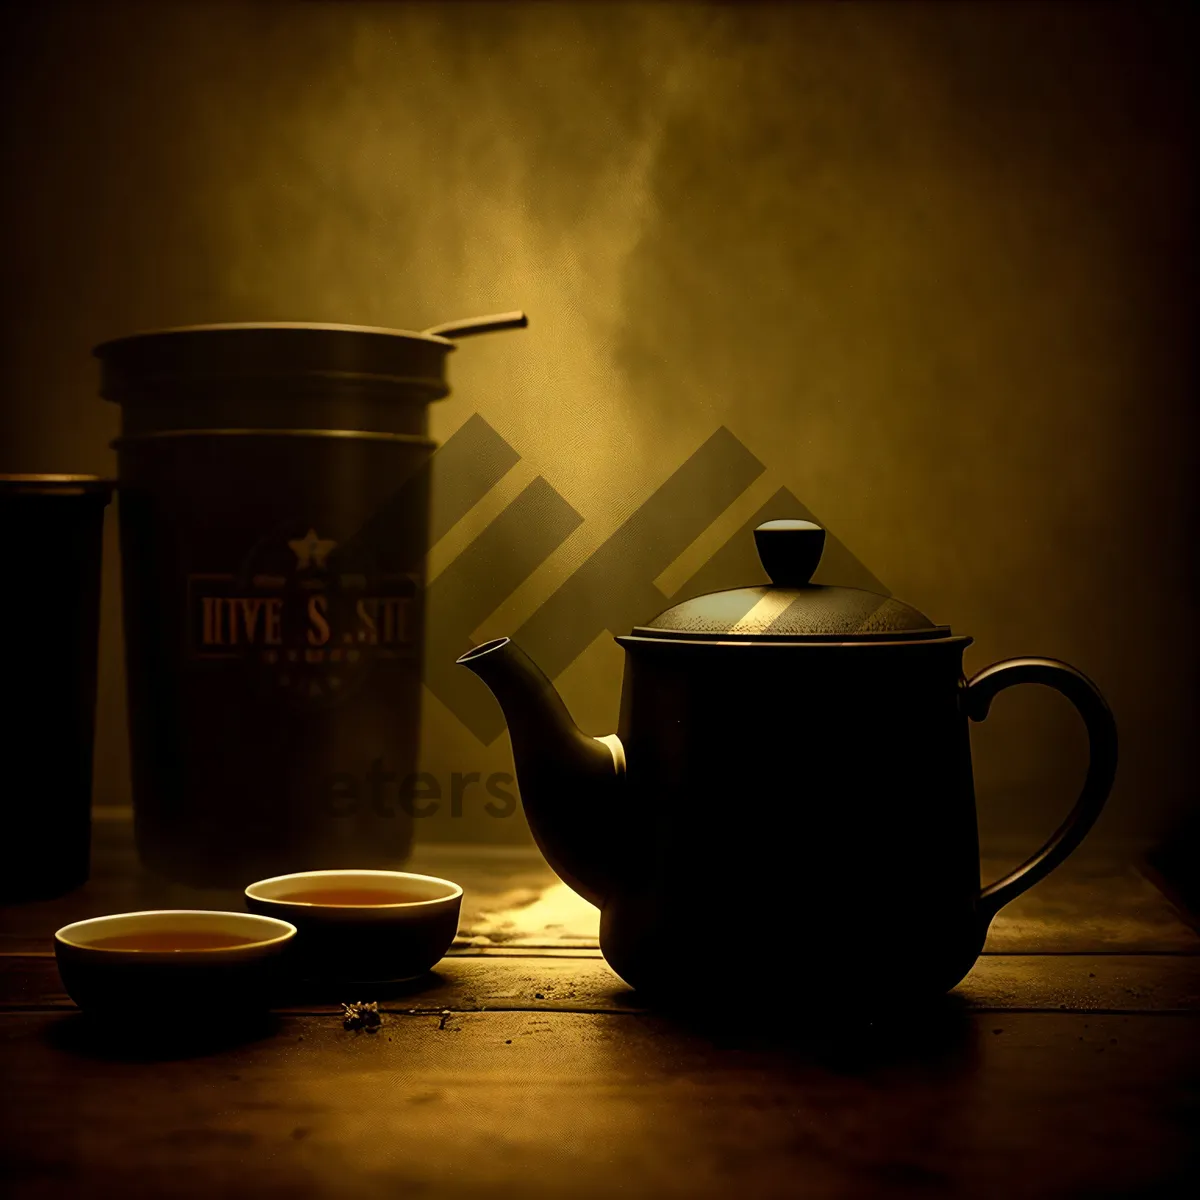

{"left": 0, "top": 474, "right": 114, "bottom": 498}
{"left": 94, "top": 322, "right": 457, "bottom": 403}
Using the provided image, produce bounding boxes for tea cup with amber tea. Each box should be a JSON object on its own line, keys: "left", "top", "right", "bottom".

{"left": 54, "top": 909, "right": 297, "bottom": 1017}
{"left": 244, "top": 869, "right": 463, "bottom": 984}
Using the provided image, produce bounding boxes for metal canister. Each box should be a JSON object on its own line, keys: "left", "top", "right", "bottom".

{"left": 0, "top": 474, "right": 113, "bottom": 901}
{"left": 96, "top": 319, "right": 516, "bottom": 887}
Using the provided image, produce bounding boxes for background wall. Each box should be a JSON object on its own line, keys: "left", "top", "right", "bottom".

{"left": 1, "top": 0, "right": 1194, "bottom": 850}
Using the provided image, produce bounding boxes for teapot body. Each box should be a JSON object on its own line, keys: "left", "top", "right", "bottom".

{"left": 458, "top": 519, "right": 1117, "bottom": 1006}
{"left": 600, "top": 636, "right": 988, "bottom": 998}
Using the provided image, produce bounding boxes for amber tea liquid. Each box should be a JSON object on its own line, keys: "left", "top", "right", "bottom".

{"left": 88, "top": 930, "right": 260, "bottom": 951}
{"left": 278, "top": 887, "right": 426, "bottom": 906}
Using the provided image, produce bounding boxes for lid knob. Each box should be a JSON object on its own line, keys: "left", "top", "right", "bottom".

{"left": 753, "top": 520, "right": 825, "bottom": 586}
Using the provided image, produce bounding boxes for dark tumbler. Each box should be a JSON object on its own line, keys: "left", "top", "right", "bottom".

{"left": 0, "top": 475, "right": 113, "bottom": 902}
{"left": 95, "top": 323, "right": 459, "bottom": 887}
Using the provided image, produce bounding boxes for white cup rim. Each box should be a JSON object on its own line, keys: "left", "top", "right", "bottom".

{"left": 54, "top": 909, "right": 297, "bottom": 953}
{"left": 244, "top": 868, "right": 463, "bottom": 910}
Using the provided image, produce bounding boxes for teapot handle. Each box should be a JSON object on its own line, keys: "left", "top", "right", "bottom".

{"left": 964, "top": 657, "right": 1118, "bottom": 924}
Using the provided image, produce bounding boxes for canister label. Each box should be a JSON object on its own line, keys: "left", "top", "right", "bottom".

{"left": 186, "top": 526, "right": 419, "bottom": 708}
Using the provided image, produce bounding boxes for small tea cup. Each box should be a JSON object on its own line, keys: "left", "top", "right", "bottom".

{"left": 54, "top": 909, "right": 296, "bottom": 1017}
{"left": 244, "top": 869, "right": 463, "bottom": 984}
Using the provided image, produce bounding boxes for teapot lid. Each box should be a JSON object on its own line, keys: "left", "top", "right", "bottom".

{"left": 632, "top": 520, "right": 949, "bottom": 643}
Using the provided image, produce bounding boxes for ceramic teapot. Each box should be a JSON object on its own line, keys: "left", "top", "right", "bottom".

{"left": 458, "top": 520, "right": 1117, "bottom": 1000}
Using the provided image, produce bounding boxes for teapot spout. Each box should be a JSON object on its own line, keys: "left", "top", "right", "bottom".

{"left": 457, "top": 638, "right": 626, "bottom": 908}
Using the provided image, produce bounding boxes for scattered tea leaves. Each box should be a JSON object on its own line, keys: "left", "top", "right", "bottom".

{"left": 342, "top": 1001, "right": 382, "bottom": 1033}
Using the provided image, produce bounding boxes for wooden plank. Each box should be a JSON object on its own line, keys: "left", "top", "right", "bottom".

{"left": 981, "top": 859, "right": 1199, "bottom": 954}
{"left": 0, "top": 1009, "right": 1196, "bottom": 1199}
{"left": 0, "top": 819, "right": 574, "bottom": 954}
{"left": 2, "top": 815, "right": 1195, "bottom": 955}
{"left": 4, "top": 953, "right": 1199, "bottom": 1015}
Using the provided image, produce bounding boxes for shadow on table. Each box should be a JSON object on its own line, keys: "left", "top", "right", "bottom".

{"left": 274, "top": 968, "right": 450, "bottom": 1007}
{"left": 613, "top": 988, "right": 981, "bottom": 1073}
{"left": 36, "top": 970, "right": 454, "bottom": 1061}
{"left": 41, "top": 1010, "right": 285, "bottom": 1063}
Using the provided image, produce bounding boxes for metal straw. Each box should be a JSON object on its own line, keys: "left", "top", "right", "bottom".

{"left": 423, "top": 311, "right": 529, "bottom": 339}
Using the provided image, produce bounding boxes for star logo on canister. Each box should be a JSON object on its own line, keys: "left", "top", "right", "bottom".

{"left": 287, "top": 529, "right": 337, "bottom": 570}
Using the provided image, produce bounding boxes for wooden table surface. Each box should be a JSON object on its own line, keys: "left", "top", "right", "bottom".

{"left": 2, "top": 813, "right": 1198, "bottom": 1199}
